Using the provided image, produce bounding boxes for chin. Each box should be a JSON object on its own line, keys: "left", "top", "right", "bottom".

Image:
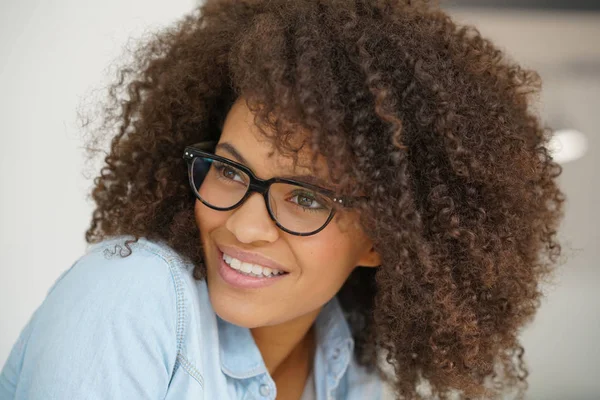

{"left": 204, "top": 272, "right": 258, "bottom": 328}
{"left": 208, "top": 289, "right": 267, "bottom": 328}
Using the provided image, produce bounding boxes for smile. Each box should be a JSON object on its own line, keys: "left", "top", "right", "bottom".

{"left": 222, "top": 253, "right": 287, "bottom": 278}
{"left": 217, "top": 249, "right": 289, "bottom": 289}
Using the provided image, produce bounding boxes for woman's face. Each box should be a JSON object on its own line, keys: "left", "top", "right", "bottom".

{"left": 195, "top": 97, "right": 381, "bottom": 328}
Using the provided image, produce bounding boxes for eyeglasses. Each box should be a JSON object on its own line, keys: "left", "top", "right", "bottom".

{"left": 183, "top": 141, "right": 366, "bottom": 236}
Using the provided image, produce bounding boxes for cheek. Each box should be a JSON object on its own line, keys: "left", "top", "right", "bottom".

{"left": 303, "top": 239, "right": 347, "bottom": 268}
{"left": 194, "top": 200, "right": 225, "bottom": 240}
{"left": 194, "top": 200, "right": 205, "bottom": 228}
{"left": 294, "top": 225, "right": 358, "bottom": 283}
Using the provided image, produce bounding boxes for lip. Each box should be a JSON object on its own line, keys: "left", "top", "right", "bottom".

{"left": 216, "top": 249, "right": 288, "bottom": 289}
{"left": 217, "top": 244, "right": 290, "bottom": 273}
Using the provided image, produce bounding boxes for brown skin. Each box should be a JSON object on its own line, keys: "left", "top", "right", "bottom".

{"left": 269, "top": 325, "right": 316, "bottom": 400}
{"left": 195, "top": 97, "right": 380, "bottom": 396}
{"left": 83, "top": 0, "right": 566, "bottom": 398}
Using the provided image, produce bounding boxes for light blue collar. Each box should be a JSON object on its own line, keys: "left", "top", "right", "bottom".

{"left": 217, "top": 295, "right": 355, "bottom": 381}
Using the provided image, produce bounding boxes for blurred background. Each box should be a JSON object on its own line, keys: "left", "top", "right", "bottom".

{"left": 0, "top": 0, "right": 597, "bottom": 399}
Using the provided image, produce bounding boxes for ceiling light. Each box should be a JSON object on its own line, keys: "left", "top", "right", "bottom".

{"left": 548, "top": 129, "right": 588, "bottom": 164}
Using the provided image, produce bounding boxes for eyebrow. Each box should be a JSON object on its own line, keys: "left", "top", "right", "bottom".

{"left": 215, "top": 142, "right": 335, "bottom": 190}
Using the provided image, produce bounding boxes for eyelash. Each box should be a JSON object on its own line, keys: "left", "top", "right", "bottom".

{"left": 213, "top": 162, "right": 247, "bottom": 185}
{"left": 287, "top": 190, "right": 328, "bottom": 213}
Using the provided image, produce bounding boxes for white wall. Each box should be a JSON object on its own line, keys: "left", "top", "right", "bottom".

{"left": 0, "top": 0, "right": 195, "bottom": 365}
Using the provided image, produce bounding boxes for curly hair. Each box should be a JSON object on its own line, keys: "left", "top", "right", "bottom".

{"left": 83, "top": 0, "right": 565, "bottom": 398}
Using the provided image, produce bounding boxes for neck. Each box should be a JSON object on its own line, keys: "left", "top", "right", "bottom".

{"left": 250, "top": 307, "right": 321, "bottom": 375}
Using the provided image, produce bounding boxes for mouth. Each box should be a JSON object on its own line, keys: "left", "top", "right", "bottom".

{"left": 216, "top": 249, "right": 289, "bottom": 289}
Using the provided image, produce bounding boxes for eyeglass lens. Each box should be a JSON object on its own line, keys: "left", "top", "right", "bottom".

{"left": 191, "top": 157, "right": 334, "bottom": 234}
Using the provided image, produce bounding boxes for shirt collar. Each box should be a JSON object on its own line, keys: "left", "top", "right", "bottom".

{"left": 217, "top": 295, "right": 354, "bottom": 380}
{"left": 217, "top": 315, "right": 267, "bottom": 379}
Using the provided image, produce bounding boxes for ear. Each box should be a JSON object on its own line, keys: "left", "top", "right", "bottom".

{"left": 356, "top": 244, "right": 382, "bottom": 268}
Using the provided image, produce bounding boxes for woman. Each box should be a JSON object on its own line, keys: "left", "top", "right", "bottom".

{"left": 0, "top": 0, "right": 565, "bottom": 399}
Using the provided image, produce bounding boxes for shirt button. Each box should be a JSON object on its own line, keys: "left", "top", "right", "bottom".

{"left": 332, "top": 347, "right": 341, "bottom": 360}
{"left": 259, "top": 384, "right": 271, "bottom": 397}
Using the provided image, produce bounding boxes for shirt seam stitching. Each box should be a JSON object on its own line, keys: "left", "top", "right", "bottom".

{"left": 121, "top": 240, "right": 188, "bottom": 355}
{"left": 175, "top": 352, "right": 205, "bottom": 388}
{"left": 89, "top": 238, "right": 197, "bottom": 384}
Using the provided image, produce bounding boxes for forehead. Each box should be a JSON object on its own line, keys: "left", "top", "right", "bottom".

{"left": 218, "top": 97, "right": 331, "bottom": 183}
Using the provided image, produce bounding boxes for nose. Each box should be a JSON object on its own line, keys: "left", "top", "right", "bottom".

{"left": 225, "top": 192, "right": 280, "bottom": 244}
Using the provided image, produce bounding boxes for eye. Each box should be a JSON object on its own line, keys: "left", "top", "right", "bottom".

{"left": 214, "top": 162, "right": 246, "bottom": 184}
{"left": 288, "top": 190, "right": 329, "bottom": 212}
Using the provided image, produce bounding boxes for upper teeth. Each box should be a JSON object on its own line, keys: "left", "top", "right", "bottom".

{"left": 222, "top": 253, "right": 285, "bottom": 277}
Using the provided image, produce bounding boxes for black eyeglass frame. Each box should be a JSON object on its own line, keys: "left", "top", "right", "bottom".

{"left": 183, "top": 141, "right": 366, "bottom": 236}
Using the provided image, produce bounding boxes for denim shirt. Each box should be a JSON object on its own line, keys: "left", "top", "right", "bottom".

{"left": 0, "top": 236, "right": 383, "bottom": 399}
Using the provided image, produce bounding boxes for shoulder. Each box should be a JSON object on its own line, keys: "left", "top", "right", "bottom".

{"left": 55, "top": 235, "right": 196, "bottom": 296}
{"left": 41, "top": 235, "right": 195, "bottom": 354}
{"left": 55, "top": 235, "right": 199, "bottom": 348}
{"left": 73, "top": 235, "right": 192, "bottom": 282}
{"left": 0, "top": 235, "right": 205, "bottom": 399}
{"left": 47, "top": 236, "right": 190, "bottom": 326}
